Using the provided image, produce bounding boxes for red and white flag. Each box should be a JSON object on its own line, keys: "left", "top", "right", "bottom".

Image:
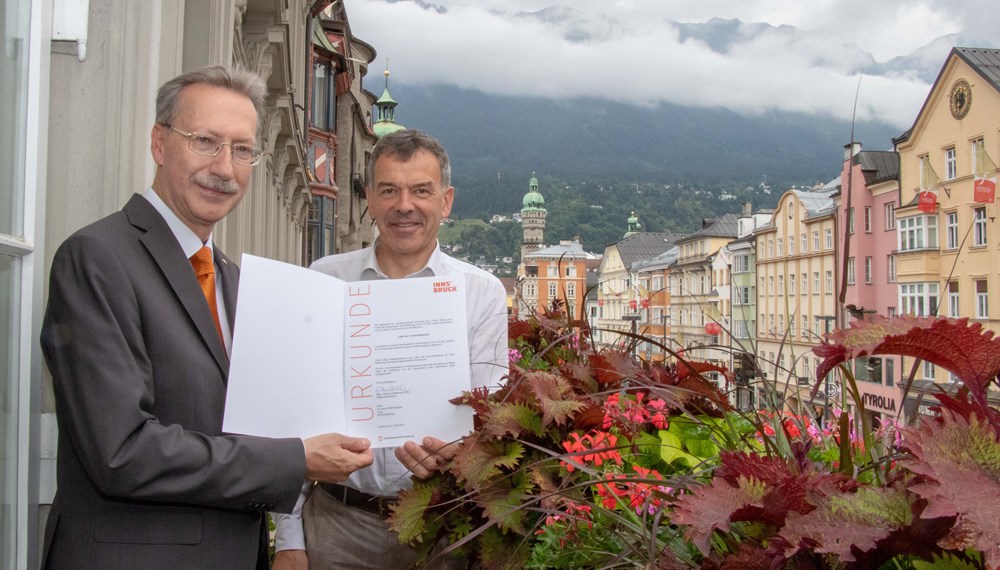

{"left": 974, "top": 176, "right": 996, "bottom": 203}
{"left": 917, "top": 191, "right": 937, "bottom": 213}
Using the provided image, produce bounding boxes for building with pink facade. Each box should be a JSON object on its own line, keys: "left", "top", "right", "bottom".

{"left": 836, "top": 143, "right": 904, "bottom": 421}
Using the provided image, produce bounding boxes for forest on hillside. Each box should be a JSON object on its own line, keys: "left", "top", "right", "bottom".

{"left": 441, "top": 176, "right": 788, "bottom": 267}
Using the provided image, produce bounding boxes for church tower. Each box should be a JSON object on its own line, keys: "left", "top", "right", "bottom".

{"left": 625, "top": 211, "right": 642, "bottom": 237}
{"left": 372, "top": 62, "right": 405, "bottom": 138}
{"left": 520, "top": 173, "right": 547, "bottom": 258}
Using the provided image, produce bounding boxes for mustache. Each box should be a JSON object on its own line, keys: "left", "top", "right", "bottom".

{"left": 192, "top": 174, "right": 239, "bottom": 194}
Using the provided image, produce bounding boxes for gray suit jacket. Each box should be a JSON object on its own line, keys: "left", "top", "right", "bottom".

{"left": 40, "top": 195, "right": 306, "bottom": 569}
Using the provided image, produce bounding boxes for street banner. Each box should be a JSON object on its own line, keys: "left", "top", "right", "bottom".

{"left": 917, "top": 191, "right": 937, "bottom": 213}
{"left": 974, "top": 176, "right": 996, "bottom": 203}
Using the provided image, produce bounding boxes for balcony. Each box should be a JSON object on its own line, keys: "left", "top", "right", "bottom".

{"left": 894, "top": 248, "right": 940, "bottom": 281}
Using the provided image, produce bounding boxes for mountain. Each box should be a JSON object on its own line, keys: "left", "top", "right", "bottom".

{"left": 386, "top": 82, "right": 900, "bottom": 219}
{"left": 367, "top": 17, "right": 995, "bottom": 223}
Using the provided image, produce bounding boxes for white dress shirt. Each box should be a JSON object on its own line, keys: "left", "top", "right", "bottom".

{"left": 273, "top": 242, "right": 509, "bottom": 551}
{"left": 142, "top": 187, "right": 232, "bottom": 352}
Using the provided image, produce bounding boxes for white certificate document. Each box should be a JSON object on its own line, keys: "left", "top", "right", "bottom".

{"left": 224, "top": 255, "right": 472, "bottom": 448}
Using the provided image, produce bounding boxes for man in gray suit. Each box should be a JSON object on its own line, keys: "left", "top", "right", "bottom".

{"left": 40, "top": 65, "right": 373, "bottom": 569}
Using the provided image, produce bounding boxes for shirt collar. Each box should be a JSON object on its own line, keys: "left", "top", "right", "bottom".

{"left": 143, "top": 187, "right": 213, "bottom": 258}
{"left": 364, "top": 239, "right": 442, "bottom": 279}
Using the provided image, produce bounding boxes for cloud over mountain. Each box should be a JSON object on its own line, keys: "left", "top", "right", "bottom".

{"left": 352, "top": 1, "right": 999, "bottom": 128}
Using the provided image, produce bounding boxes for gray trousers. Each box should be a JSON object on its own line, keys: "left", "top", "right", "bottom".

{"left": 302, "top": 484, "right": 466, "bottom": 570}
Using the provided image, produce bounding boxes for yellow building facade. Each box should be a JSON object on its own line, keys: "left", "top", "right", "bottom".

{"left": 893, "top": 48, "right": 1000, "bottom": 399}
{"left": 668, "top": 215, "right": 738, "bottom": 376}
{"left": 755, "top": 189, "right": 839, "bottom": 414}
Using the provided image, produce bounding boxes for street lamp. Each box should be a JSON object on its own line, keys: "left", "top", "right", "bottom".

{"left": 661, "top": 315, "right": 668, "bottom": 361}
{"left": 622, "top": 313, "right": 641, "bottom": 356}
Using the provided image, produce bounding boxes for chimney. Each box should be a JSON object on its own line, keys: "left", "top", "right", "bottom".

{"left": 741, "top": 201, "right": 752, "bottom": 216}
{"left": 843, "top": 141, "right": 861, "bottom": 160}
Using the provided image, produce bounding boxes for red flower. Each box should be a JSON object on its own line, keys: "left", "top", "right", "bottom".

{"left": 559, "top": 431, "right": 623, "bottom": 472}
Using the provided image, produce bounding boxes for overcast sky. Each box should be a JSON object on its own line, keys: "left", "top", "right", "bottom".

{"left": 346, "top": 0, "right": 1000, "bottom": 128}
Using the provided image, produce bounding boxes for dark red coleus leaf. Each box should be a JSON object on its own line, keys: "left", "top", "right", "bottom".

{"left": 812, "top": 317, "right": 1000, "bottom": 409}
{"left": 588, "top": 351, "right": 641, "bottom": 386}
{"left": 716, "top": 451, "right": 799, "bottom": 486}
{"left": 507, "top": 319, "right": 538, "bottom": 344}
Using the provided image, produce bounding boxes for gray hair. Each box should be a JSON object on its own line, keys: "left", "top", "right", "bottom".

{"left": 366, "top": 129, "right": 452, "bottom": 189}
{"left": 155, "top": 65, "right": 268, "bottom": 133}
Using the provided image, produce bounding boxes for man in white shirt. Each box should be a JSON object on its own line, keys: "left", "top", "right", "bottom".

{"left": 272, "top": 129, "right": 509, "bottom": 569}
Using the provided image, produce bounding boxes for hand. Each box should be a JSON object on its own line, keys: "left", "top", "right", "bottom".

{"left": 395, "top": 436, "right": 461, "bottom": 479}
{"left": 272, "top": 549, "right": 308, "bottom": 570}
{"left": 303, "top": 433, "right": 373, "bottom": 483}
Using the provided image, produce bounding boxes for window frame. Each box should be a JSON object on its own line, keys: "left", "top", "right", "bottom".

{"left": 948, "top": 281, "right": 959, "bottom": 318}
{"left": 2, "top": 2, "right": 47, "bottom": 565}
{"left": 976, "top": 280, "right": 988, "bottom": 319}
{"left": 898, "top": 215, "right": 938, "bottom": 252}
{"left": 885, "top": 203, "right": 896, "bottom": 230}
{"left": 310, "top": 59, "right": 337, "bottom": 131}
{"left": 946, "top": 211, "right": 959, "bottom": 250}
{"left": 974, "top": 207, "right": 988, "bottom": 247}
{"left": 899, "top": 282, "right": 939, "bottom": 317}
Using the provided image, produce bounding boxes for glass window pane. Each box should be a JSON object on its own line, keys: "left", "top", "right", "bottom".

{"left": 0, "top": 0, "right": 29, "bottom": 236}
{"left": 323, "top": 197, "right": 334, "bottom": 224}
{"left": 312, "top": 63, "right": 328, "bottom": 129}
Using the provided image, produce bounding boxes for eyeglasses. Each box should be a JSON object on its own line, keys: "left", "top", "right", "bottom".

{"left": 163, "top": 124, "right": 264, "bottom": 166}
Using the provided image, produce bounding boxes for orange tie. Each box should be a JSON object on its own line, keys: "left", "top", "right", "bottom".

{"left": 190, "top": 246, "right": 224, "bottom": 343}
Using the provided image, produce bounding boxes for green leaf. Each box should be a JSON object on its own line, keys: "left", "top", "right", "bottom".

{"left": 658, "top": 429, "right": 699, "bottom": 468}
{"left": 478, "top": 471, "right": 535, "bottom": 534}
{"left": 453, "top": 440, "right": 525, "bottom": 488}
{"left": 685, "top": 437, "right": 720, "bottom": 458}
{"left": 668, "top": 416, "right": 712, "bottom": 440}
{"left": 667, "top": 416, "right": 719, "bottom": 458}
{"left": 912, "top": 552, "right": 983, "bottom": 570}
{"left": 632, "top": 430, "right": 667, "bottom": 469}
{"left": 724, "top": 412, "right": 757, "bottom": 436}
{"left": 479, "top": 526, "right": 531, "bottom": 569}
{"left": 481, "top": 401, "right": 544, "bottom": 438}
{"left": 388, "top": 482, "right": 435, "bottom": 544}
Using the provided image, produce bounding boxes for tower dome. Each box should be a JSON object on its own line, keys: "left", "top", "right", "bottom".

{"left": 372, "top": 65, "right": 405, "bottom": 138}
{"left": 521, "top": 174, "right": 545, "bottom": 210}
{"left": 625, "top": 211, "right": 642, "bottom": 237}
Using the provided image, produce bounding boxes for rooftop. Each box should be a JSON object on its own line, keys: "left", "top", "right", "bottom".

{"left": 615, "top": 232, "right": 684, "bottom": 270}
